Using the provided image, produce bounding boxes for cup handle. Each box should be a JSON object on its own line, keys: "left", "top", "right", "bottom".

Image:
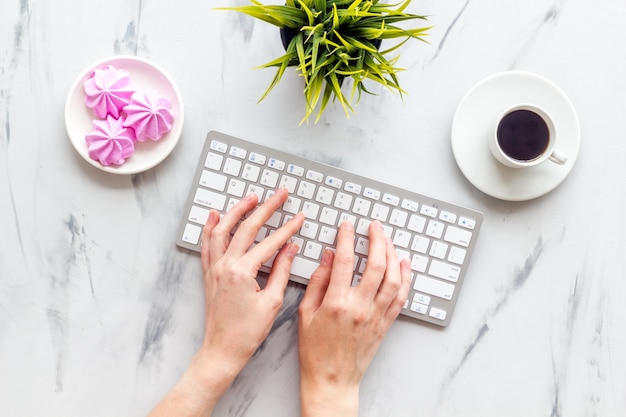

{"left": 549, "top": 149, "right": 568, "bottom": 165}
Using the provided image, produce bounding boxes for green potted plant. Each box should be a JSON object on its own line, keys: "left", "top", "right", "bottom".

{"left": 219, "top": 0, "right": 430, "bottom": 123}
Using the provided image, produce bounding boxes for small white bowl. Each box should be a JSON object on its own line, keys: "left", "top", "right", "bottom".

{"left": 65, "top": 55, "right": 184, "bottom": 175}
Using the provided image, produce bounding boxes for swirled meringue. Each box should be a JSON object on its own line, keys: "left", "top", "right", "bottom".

{"left": 85, "top": 115, "right": 136, "bottom": 166}
{"left": 123, "top": 90, "right": 174, "bottom": 142}
{"left": 84, "top": 65, "right": 135, "bottom": 119}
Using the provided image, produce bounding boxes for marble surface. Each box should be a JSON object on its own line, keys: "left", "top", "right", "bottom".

{"left": 1, "top": 0, "right": 625, "bottom": 416}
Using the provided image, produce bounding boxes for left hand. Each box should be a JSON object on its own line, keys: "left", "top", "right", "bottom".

{"left": 199, "top": 187, "right": 304, "bottom": 371}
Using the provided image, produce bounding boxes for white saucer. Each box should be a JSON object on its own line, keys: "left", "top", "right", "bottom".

{"left": 65, "top": 56, "right": 184, "bottom": 175}
{"left": 451, "top": 71, "right": 580, "bottom": 201}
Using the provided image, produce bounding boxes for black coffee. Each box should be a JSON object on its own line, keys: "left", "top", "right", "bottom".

{"left": 497, "top": 109, "right": 550, "bottom": 161}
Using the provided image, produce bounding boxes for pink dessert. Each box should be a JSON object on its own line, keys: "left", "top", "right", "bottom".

{"left": 84, "top": 65, "right": 135, "bottom": 119}
{"left": 123, "top": 90, "right": 174, "bottom": 142}
{"left": 85, "top": 115, "right": 136, "bottom": 166}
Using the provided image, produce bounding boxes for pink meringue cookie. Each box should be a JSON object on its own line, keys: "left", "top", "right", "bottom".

{"left": 84, "top": 65, "right": 135, "bottom": 119}
{"left": 85, "top": 115, "right": 136, "bottom": 166}
{"left": 123, "top": 90, "right": 174, "bottom": 142}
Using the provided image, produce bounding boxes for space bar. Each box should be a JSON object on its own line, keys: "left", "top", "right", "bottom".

{"left": 290, "top": 256, "right": 320, "bottom": 280}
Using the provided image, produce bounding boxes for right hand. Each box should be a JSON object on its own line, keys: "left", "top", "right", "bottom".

{"left": 297, "top": 220, "right": 411, "bottom": 416}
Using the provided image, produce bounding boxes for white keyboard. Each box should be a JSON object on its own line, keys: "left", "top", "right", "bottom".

{"left": 177, "top": 131, "right": 483, "bottom": 326}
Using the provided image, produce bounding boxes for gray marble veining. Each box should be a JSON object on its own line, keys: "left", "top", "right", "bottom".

{"left": 1, "top": 0, "right": 626, "bottom": 416}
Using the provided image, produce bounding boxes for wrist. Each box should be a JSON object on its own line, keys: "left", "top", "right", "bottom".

{"left": 300, "top": 377, "right": 360, "bottom": 417}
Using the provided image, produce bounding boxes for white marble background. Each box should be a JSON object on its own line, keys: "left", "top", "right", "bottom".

{"left": 1, "top": 0, "right": 625, "bottom": 416}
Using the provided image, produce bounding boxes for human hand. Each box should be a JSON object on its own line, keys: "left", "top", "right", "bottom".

{"left": 147, "top": 188, "right": 303, "bottom": 417}
{"left": 297, "top": 220, "right": 411, "bottom": 417}
{"left": 199, "top": 187, "right": 304, "bottom": 371}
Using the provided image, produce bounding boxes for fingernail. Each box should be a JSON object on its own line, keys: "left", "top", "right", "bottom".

{"left": 244, "top": 193, "right": 257, "bottom": 203}
{"left": 372, "top": 220, "right": 383, "bottom": 231}
{"left": 321, "top": 249, "right": 333, "bottom": 266}
{"left": 341, "top": 220, "right": 354, "bottom": 232}
{"left": 287, "top": 243, "right": 299, "bottom": 258}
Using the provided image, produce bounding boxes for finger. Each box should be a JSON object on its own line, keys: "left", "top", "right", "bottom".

{"left": 299, "top": 249, "right": 334, "bottom": 315}
{"left": 209, "top": 193, "right": 259, "bottom": 262}
{"left": 227, "top": 187, "right": 290, "bottom": 256}
{"left": 357, "top": 220, "right": 388, "bottom": 298}
{"left": 263, "top": 242, "right": 299, "bottom": 306}
{"left": 326, "top": 221, "right": 356, "bottom": 296}
{"left": 244, "top": 212, "right": 304, "bottom": 270}
{"left": 201, "top": 210, "right": 221, "bottom": 273}
{"left": 373, "top": 236, "right": 402, "bottom": 309}
{"left": 382, "top": 258, "right": 412, "bottom": 326}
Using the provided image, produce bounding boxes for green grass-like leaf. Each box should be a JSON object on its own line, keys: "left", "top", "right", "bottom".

{"left": 219, "top": 0, "right": 430, "bottom": 123}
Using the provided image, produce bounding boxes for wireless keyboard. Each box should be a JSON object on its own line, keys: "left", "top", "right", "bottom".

{"left": 176, "top": 131, "right": 483, "bottom": 326}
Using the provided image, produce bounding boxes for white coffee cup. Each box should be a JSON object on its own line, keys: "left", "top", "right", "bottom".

{"left": 490, "top": 104, "right": 568, "bottom": 168}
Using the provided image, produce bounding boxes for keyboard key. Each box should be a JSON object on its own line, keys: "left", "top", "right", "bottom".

{"left": 428, "top": 260, "right": 461, "bottom": 282}
{"left": 459, "top": 217, "right": 476, "bottom": 229}
{"left": 429, "top": 241, "right": 448, "bottom": 259}
{"left": 389, "top": 209, "right": 408, "bottom": 227}
{"left": 413, "top": 275, "right": 455, "bottom": 300}
{"left": 401, "top": 199, "right": 419, "bottom": 212}
{"left": 246, "top": 184, "right": 265, "bottom": 202}
{"left": 248, "top": 152, "right": 266, "bottom": 165}
{"left": 210, "top": 140, "right": 227, "bottom": 153}
{"left": 448, "top": 246, "right": 467, "bottom": 265}
{"left": 200, "top": 170, "right": 227, "bottom": 192}
{"left": 411, "top": 254, "right": 428, "bottom": 272}
{"left": 325, "top": 176, "right": 342, "bottom": 189}
{"left": 227, "top": 179, "right": 246, "bottom": 197}
{"left": 413, "top": 293, "right": 431, "bottom": 305}
{"left": 319, "top": 208, "right": 339, "bottom": 225}
{"left": 300, "top": 221, "right": 319, "bottom": 239}
{"left": 265, "top": 212, "right": 282, "bottom": 228}
{"left": 194, "top": 188, "right": 226, "bottom": 210}
{"left": 393, "top": 230, "right": 412, "bottom": 248}
{"left": 319, "top": 226, "right": 337, "bottom": 245}
{"left": 355, "top": 237, "right": 370, "bottom": 255}
{"left": 302, "top": 202, "right": 320, "bottom": 220}
{"left": 303, "top": 241, "right": 322, "bottom": 259}
{"left": 408, "top": 214, "right": 426, "bottom": 233}
{"left": 241, "top": 164, "right": 261, "bottom": 182}
{"left": 429, "top": 307, "right": 447, "bottom": 321}
{"left": 297, "top": 181, "right": 316, "bottom": 199}
{"left": 315, "top": 186, "right": 335, "bottom": 205}
{"left": 268, "top": 158, "right": 285, "bottom": 170}
{"left": 356, "top": 218, "right": 371, "bottom": 236}
{"left": 425, "top": 220, "right": 445, "bottom": 239}
{"left": 223, "top": 158, "right": 242, "bottom": 176}
{"left": 188, "top": 206, "right": 210, "bottom": 225}
{"left": 344, "top": 182, "right": 362, "bottom": 194}
{"left": 260, "top": 169, "right": 279, "bottom": 188}
{"left": 283, "top": 196, "right": 302, "bottom": 214}
{"left": 204, "top": 152, "right": 223, "bottom": 170}
{"left": 444, "top": 226, "right": 472, "bottom": 247}
{"left": 255, "top": 227, "right": 268, "bottom": 242}
{"left": 382, "top": 193, "right": 400, "bottom": 206}
{"left": 287, "top": 164, "right": 304, "bottom": 176}
{"left": 439, "top": 211, "right": 457, "bottom": 223}
{"left": 182, "top": 223, "right": 202, "bottom": 244}
{"left": 291, "top": 256, "right": 320, "bottom": 280}
{"left": 371, "top": 203, "right": 390, "bottom": 222}
{"left": 421, "top": 205, "right": 438, "bottom": 218}
{"left": 306, "top": 169, "right": 323, "bottom": 182}
{"left": 279, "top": 175, "right": 298, "bottom": 193}
{"left": 334, "top": 192, "right": 353, "bottom": 210}
{"left": 411, "top": 235, "right": 430, "bottom": 254}
{"left": 352, "top": 198, "right": 371, "bottom": 216}
{"left": 229, "top": 146, "right": 247, "bottom": 159}
{"left": 363, "top": 187, "right": 381, "bottom": 200}
{"left": 410, "top": 302, "right": 428, "bottom": 315}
